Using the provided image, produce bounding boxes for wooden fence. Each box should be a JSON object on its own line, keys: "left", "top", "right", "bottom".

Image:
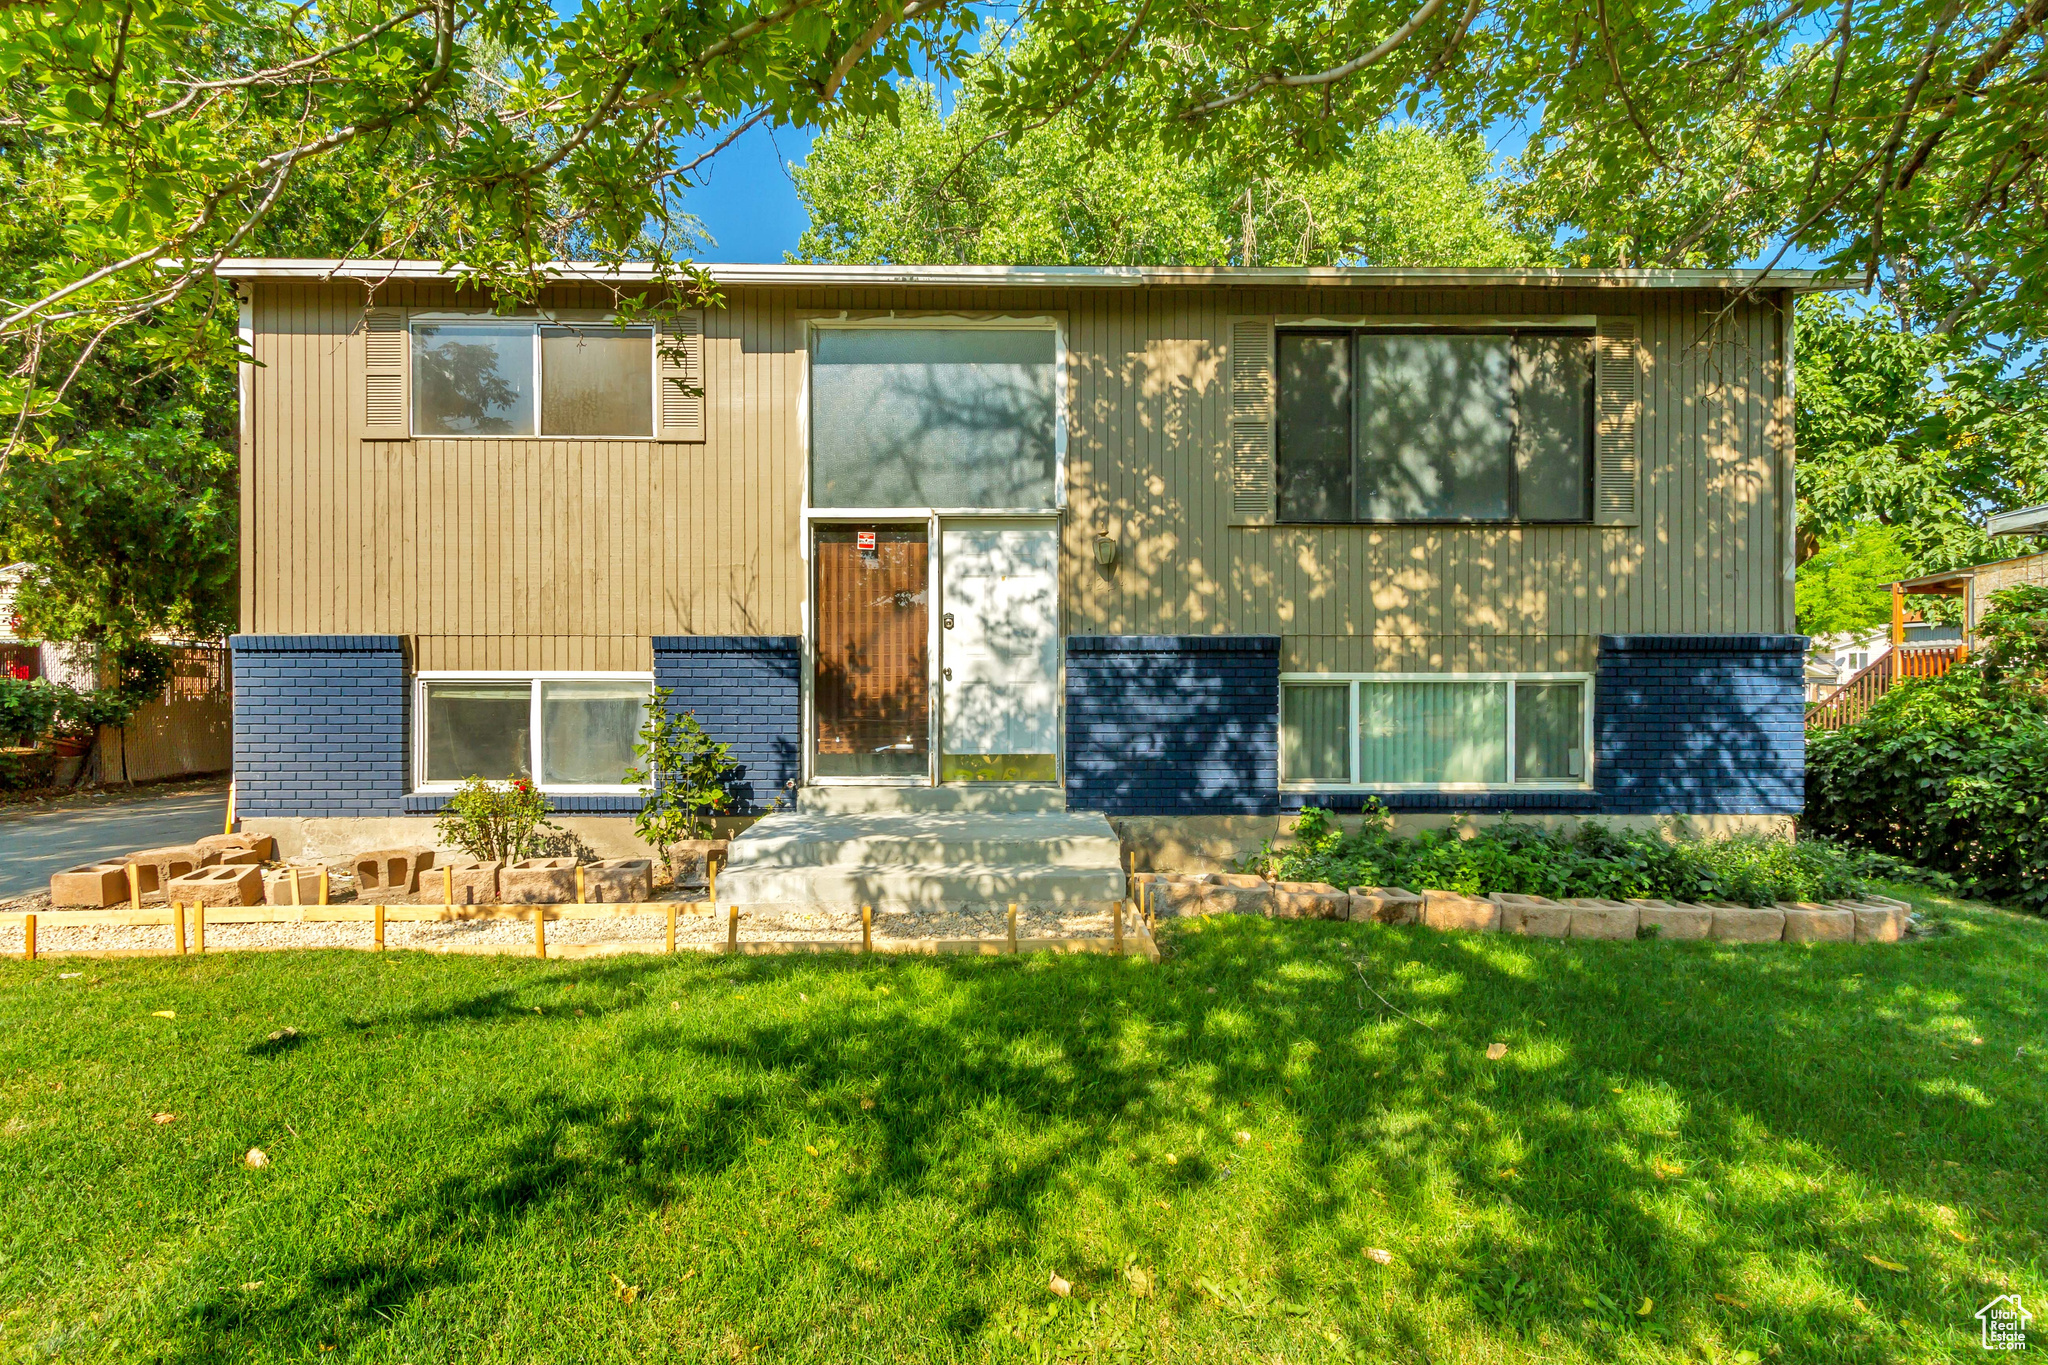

{"left": 1806, "top": 643, "right": 1967, "bottom": 731}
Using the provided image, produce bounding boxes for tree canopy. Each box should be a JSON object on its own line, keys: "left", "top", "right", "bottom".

{"left": 793, "top": 64, "right": 1533, "bottom": 268}
{"left": 1790, "top": 293, "right": 2048, "bottom": 634}
{"left": 5, "top": 0, "right": 2043, "bottom": 464}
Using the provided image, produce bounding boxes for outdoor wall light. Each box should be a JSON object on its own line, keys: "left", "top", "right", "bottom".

{"left": 1095, "top": 535, "right": 1119, "bottom": 568}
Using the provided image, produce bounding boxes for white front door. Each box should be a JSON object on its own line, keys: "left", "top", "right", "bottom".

{"left": 940, "top": 521, "right": 1060, "bottom": 783}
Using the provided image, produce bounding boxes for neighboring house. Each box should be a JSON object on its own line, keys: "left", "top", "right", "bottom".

{"left": 1, "top": 563, "right": 233, "bottom": 783}
{"left": 1806, "top": 621, "right": 1963, "bottom": 699}
{"left": 217, "top": 260, "right": 1817, "bottom": 862}
{"left": 0, "top": 564, "right": 98, "bottom": 689}
{"left": 1887, "top": 549, "right": 2048, "bottom": 646}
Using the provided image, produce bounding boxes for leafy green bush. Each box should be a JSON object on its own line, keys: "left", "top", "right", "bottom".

{"left": 0, "top": 677, "right": 63, "bottom": 746}
{"left": 1246, "top": 805, "right": 1898, "bottom": 908}
{"left": 433, "top": 776, "right": 561, "bottom": 864}
{"left": 1806, "top": 601, "right": 2048, "bottom": 910}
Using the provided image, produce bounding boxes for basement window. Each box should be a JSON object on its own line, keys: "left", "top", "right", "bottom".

{"left": 416, "top": 674, "right": 653, "bottom": 792}
{"left": 1279, "top": 674, "right": 1592, "bottom": 789}
{"left": 411, "top": 320, "right": 655, "bottom": 438}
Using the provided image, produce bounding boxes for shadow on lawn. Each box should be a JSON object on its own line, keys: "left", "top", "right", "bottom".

{"left": 184, "top": 907, "right": 2047, "bottom": 1361}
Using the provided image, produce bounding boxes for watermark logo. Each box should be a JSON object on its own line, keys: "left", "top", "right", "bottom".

{"left": 1979, "top": 1295, "right": 2031, "bottom": 1351}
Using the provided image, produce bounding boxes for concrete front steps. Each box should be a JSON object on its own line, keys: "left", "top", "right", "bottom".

{"left": 717, "top": 800, "right": 1127, "bottom": 922}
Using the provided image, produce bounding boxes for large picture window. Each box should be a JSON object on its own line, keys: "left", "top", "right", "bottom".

{"left": 809, "top": 325, "right": 1059, "bottom": 509}
{"left": 1275, "top": 329, "right": 1594, "bottom": 524}
{"left": 411, "top": 321, "right": 655, "bottom": 438}
{"left": 1279, "top": 674, "right": 1591, "bottom": 788}
{"left": 417, "top": 674, "right": 652, "bottom": 791}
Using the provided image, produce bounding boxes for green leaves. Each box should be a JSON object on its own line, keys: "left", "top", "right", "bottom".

{"left": 1808, "top": 600, "right": 2048, "bottom": 911}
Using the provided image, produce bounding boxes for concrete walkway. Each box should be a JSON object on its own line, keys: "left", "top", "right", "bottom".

{"left": 0, "top": 785, "right": 230, "bottom": 900}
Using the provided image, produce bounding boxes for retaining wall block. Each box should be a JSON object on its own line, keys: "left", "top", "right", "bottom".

{"left": 198, "top": 833, "right": 276, "bottom": 862}
{"left": 1492, "top": 893, "right": 1570, "bottom": 938}
{"left": 262, "top": 866, "right": 329, "bottom": 907}
{"left": 127, "top": 846, "right": 203, "bottom": 889}
{"left": 1563, "top": 898, "right": 1640, "bottom": 941}
{"left": 1270, "top": 880, "right": 1348, "bottom": 920}
{"left": 50, "top": 862, "right": 131, "bottom": 908}
{"left": 166, "top": 865, "right": 263, "bottom": 907}
{"left": 431, "top": 861, "right": 501, "bottom": 906}
{"left": 501, "top": 857, "right": 579, "bottom": 904}
{"left": 1421, "top": 890, "right": 1498, "bottom": 933}
{"left": 1347, "top": 886, "right": 1421, "bottom": 925}
{"left": 353, "top": 847, "right": 434, "bottom": 894}
{"left": 1709, "top": 904, "right": 1786, "bottom": 943}
{"left": 584, "top": 859, "right": 654, "bottom": 904}
{"left": 1848, "top": 901, "right": 1908, "bottom": 944}
{"left": 1629, "top": 900, "right": 1715, "bottom": 940}
{"left": 1780, "top": 902, "right": 1856, "bottom": 943}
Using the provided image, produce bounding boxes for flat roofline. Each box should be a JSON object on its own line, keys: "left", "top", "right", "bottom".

{"left": 1987, "top": 502, "right": 2048, "bottom": 537}
{"left": 210, "top": 258, "right": 1836, "bottom": 291}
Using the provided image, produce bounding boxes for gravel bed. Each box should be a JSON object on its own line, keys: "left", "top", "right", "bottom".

{"left": 0, "top": 880, "right": 1128, "bottom": 955}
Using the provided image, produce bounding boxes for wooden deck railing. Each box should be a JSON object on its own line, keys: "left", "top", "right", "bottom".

{"left": 1807, "top": 643, "right": 1966, "bottom": 730}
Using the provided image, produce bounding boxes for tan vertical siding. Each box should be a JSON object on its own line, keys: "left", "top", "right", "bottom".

{"left": 243, "top": 279, "right": 1791, "bottom": 677}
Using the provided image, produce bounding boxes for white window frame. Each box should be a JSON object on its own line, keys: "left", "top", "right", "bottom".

{"left": 413, "top": 670, "right": 654, "bottom": 795}
{"left": 1278, "top": 671, "right": 1595, "bottom": 792}
{"left": 407, "top": 314, "right": 657, "bottom": 439}
{"left": 800, "top": 315, "right": 1068, "bottom": 517}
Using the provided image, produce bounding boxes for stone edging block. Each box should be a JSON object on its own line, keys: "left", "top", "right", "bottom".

{"left": 1122, "top": 874, "right": 1910, "bottom": 948}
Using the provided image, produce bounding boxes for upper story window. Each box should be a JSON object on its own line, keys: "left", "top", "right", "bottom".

{"left": 411, "top": 320, "right": 655, "bottom": 438}
{"left": 809, "top": 325, "right": 1059, "bottom": 509}
{"left": 1276, "top": 329, "right": 1594, "bottom": 524}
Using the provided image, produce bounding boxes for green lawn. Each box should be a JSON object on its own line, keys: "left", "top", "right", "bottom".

{"left": 1, "top": 886, "right": 2042, "bottom": 1364}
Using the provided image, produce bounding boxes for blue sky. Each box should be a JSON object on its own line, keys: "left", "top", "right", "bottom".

{"left": 681, "top": 119, "right": 818, "bottom": 263}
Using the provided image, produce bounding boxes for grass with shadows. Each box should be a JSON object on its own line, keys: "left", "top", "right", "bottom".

{"left": 0, "top": 883, "right": 2041, "bottom": 1363}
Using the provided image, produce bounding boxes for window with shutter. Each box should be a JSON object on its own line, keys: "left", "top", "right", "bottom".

{"left": 657, "top": 309, "right": 705, "bottom": 442}
{"left": 1594, "top": 318, "right": 1641, "bottom": 525}
{"left": 357, "top": 309, "right": 410, "bottom": 440}
{"left": 1228, "top": 317, "right": 1276, "bottom": 524}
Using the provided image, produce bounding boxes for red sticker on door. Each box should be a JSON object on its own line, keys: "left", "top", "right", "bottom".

{"left": 857, "top": 530, "right": 876, "bottom": 552}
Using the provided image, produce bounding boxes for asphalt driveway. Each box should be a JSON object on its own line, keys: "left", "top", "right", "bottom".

{"left": 0, "top": 784, "right": 231, "bottom": 900}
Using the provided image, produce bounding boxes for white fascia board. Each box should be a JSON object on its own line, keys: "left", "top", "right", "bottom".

{"left": 1987, "top": 503, "right": 2048, "bottom": 537}
{"left": 209, "top": 259, "right": 1835, "bottom": 292}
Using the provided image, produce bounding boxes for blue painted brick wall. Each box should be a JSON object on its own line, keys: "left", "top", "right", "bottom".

{"left": 1596, "top": 634, "right": 1807, "bottom": 815}
{"left": 231, "top": 635, "right": 408, "bottom": 817}
{"left": 1065, "top": 636, "right": 1279, "bottom": 815}
{"left": 652, "top": 636, "right": 802, "bottom": 815}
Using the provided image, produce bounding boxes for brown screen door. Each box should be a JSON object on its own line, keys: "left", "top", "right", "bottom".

{"left": 813, "top": 527, "right": 930, "bottom": 780}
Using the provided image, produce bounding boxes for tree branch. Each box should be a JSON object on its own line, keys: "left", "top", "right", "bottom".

{"left": 1595, "top": 0, "right": 1664, "bottom": 167}
{"left": 1178, "top": 0, "right": 1455, "bottom": 119}
{"left": 824, "top": 0, "right": 950, "bottom": 101}
{"left": 1894, "top": 0, "right": 2048, "bottom": 191}
{"left": 144, "top": 7, "right": 433, "bottom": 120}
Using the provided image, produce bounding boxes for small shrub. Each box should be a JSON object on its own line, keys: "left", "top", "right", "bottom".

{"left": 0, "top": 677, "right": 63, "bottom": 746}
{"left": 1246, "top": 803, "right": 1901, "bottom": 907}
{"left": 433, "top": 776, "right": 561, "bottom": 863}
{"left": 625, "top": 687, "right": 737, "bottom": 875}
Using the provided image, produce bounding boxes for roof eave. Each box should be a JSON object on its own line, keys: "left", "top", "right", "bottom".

{"left": 208, "top": 258, "right": 1837, "bottom": 292}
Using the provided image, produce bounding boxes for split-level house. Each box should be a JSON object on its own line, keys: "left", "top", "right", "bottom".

{"left": 219, "top": 261, "right": 1812, "bottom": 878}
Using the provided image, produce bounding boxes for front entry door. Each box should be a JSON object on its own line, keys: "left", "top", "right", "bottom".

{"left": 940, "top": 521, "right": 1060, "bottom": 783}
{"left": 814, "top": 526, "right": 930, "bottom": 781}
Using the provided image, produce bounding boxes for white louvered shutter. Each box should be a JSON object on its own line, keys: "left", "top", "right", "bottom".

{"left": 657, "top": 309, "right": 706, "bottom": 442}
{"left": 1228, "top": 317, "right": 1275, "bottom": 524}
{"left": 356, "top": 309, "right": 410, "bottom": 440}
{"left": 1594, "top": 318, "right": 1641, "bottom": 525}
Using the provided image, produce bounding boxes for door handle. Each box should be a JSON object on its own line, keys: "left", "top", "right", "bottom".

{"left": 943, "top": 667, "right": 953, "bottom": 681}
{"left": 943, "top": 613, "right": 955, "bottom": 629}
